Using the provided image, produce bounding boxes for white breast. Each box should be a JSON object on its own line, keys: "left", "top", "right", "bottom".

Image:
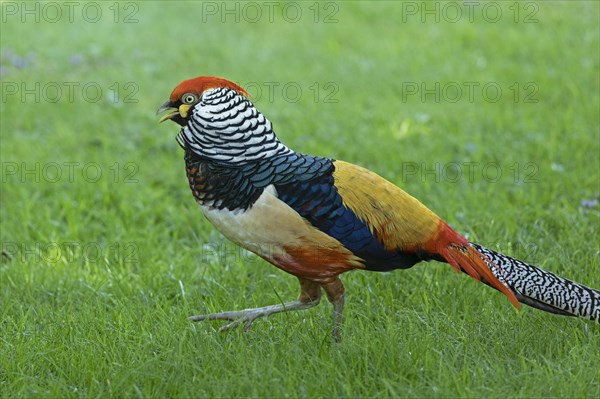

{"left": 199, "top": 185, "right": 305, "bottom": 259}
{"left": 198, "top": 185, "right": 364, "bottom": 280}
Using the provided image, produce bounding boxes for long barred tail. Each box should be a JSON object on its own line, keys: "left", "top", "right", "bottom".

{"left": 470, "top": 242, "right": 600, "bottom": 323}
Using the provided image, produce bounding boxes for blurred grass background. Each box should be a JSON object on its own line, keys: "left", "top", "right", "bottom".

{"left": 1, "top": 1, "right": 599, "bottom": 398}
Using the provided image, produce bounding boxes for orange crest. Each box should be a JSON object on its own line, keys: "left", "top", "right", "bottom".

{"left": 169, "top": 76, "right": 249, "bottom": 101}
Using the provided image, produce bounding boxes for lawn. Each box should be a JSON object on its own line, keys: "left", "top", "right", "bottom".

{"left": 1, "top": 1, "right": 599, "bottom": 398}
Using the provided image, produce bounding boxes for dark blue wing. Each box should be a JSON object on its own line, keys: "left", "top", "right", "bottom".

{"left": 275, "top": 172, "right": 420, "bottom": 271}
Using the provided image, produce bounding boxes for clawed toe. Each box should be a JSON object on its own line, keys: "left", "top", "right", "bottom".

{"left": 188, "top": 309, "right": 270, "bottom": 333}
{"left": 216, "top": 316, "right": 258, "bottom": 332}
{"left": 188, "top": 299, "right": 320, "bottom": 334}
{"left": 218, "top": 319, "right": 240, "bottom": 332}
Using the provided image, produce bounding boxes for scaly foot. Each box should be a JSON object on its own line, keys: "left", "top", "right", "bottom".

{"left": 189, "top": 300, "right": 320, "bottom": 332}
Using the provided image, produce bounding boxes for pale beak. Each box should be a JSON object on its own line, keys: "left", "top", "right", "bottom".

{"left": 157, "top": 101, "right": 193, "bottom": 124}
{"left": 157, "top": 100, "right": 179, "bottom": 124}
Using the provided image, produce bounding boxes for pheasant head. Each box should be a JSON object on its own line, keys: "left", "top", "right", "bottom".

{"left": 157, "top": 76, "right": 290, "bottom": 164}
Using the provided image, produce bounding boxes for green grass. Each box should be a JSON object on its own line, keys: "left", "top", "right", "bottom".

{"left": 2, "top": 1, "right": 599, "bottom": 398}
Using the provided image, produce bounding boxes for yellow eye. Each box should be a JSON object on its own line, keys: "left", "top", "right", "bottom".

{"left": 182, "top": 93, "right": 198, "bottom": 104}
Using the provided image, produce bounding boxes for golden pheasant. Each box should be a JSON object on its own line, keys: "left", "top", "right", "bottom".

{"left": 157, "top": 76, "right": 600, "bottom": 341}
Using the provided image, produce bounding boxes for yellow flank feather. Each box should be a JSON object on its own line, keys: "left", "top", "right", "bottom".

{"left": 333, "top": 160, "right": 441, "bottom": 251}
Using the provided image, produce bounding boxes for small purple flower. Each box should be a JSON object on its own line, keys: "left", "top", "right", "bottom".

{"left": 70, "top": 54, "right": 84, "bottom": 65}
{"left": 580, "top": 198, "right": 599, "bottom": 208}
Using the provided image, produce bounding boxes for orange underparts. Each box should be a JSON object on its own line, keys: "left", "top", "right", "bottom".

{"left": 268, "top": 243, "right": 363, "bottom": 283}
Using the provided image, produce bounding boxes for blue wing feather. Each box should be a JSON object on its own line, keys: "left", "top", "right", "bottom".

{"left": 275, "top": 172, "right": 421, "bottom": 271}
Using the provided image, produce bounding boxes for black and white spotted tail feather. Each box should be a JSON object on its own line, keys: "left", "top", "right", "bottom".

{"left": 470, "top": 243, "right": 600, "bottom": 323}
